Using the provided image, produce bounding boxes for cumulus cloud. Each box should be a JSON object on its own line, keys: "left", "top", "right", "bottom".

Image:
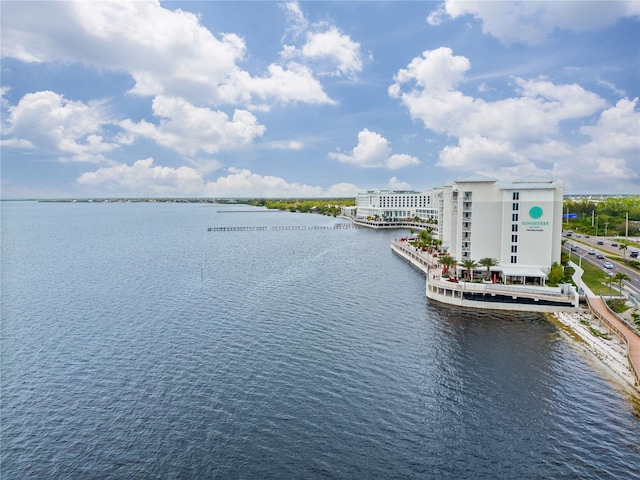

{"left": 77, "top": 158, "right": 358, "bottom": 197}
{"left": 120, "top": 96, "right": 266, "bottom": 156}
{"left": 328, "top": 129, "right": 420, "bottom": 169}
{"left": 389, "top": 46, "right": 639, "bottom": 191}
{"left": 280, "top": 2, "right": 363, "bottom": 79}
{"left": 578, "top": 97, "right": 640, "bottom": 181}
{"left": 388, "top": 177, "right": 411, "bottom": 189}
{"left": 437, "top": 0, "right": 640, "bottom": 44}
{"left": 1, "top": 1, "right": 335, "bottom": 108}
{"left": 389, "top": 48, "right": 606, "bottom": 144}
{"left": 300, "top": 27, "right": 363, "bottom": 78}
{"left": 2, "top": 90, "right": 118, "bottom": 162}
{"left": 437, "top": 135, "right": 529, "bottom": 170}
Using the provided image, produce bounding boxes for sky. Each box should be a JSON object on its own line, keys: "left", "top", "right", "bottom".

{"left": 1, "top": 1, "right": 639, "bottom": 198}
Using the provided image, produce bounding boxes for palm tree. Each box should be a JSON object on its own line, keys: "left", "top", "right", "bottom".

{"left": 439, "top": 255, "right": 457, "bottom": 277}
{"left": 605, "top": 275, "right": 613, "bottom": 298}
{"left": 613, "top": 272, "right": 630, "bottom": 296}
{"left": 418, "top": 229, "right": 432, "bottom": 248}
{"left": 619, "top": 243, "right": 628, "bottom": 261}
{"left": 460, "top": 259, "right": 478, "bottom": 281}
{"left": 479, "top": 257, "right": 499, "bottom": 281}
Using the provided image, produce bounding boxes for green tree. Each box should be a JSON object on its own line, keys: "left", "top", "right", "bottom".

{"left": 614, "top": 272, "right": 631, "bottom": 295}
{"left": 439, "top": 255, "right": 457, "bottom": 277}
{"left": 417, "top": 229, "right": 432, "bottom": 247}
{"left": 619, "top": 243, "right": 628, "bottom": 261}
{"left": 478, "top": 257, "right": 498, "bottom": 280}
{"left": 460, "top": 259, "right": 478, "bottom": 281}
{"left": 546, "top": 262, "right": 565, "bottom": 286}
{"left": 605, "top": 275, "right": 614, "bottom": 298}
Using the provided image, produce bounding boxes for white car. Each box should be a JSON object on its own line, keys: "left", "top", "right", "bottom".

{"left": 603, "top": 262, "right": 613, "bottom": 269}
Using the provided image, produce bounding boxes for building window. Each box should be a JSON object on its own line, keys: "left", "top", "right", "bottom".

{"left": 511, "top": 234, "right": 518, "bottom": 242}
{"left": 512, "top": 192, "right": 519, "bottom": 200}
{"left": 511, "top": 255, "right": 517, "bottom": 263}
{"left": 512, "top": 203, "right": 519, "bottom": 211}
{"left": 512, "top": 213, "right": 519, "bottom": 221}
{"left": 512, "top": 224, "right": 518, "bottom": 232}
{"left": 511, "top": 245, "right": 518, "bottom": 253}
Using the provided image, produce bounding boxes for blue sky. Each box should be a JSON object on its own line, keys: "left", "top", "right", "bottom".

{"left": 1, "top": 1, "right": 639, "bottom": 198}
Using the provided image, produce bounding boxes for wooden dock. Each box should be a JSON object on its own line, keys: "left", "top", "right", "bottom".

{"left": 207, "top": 224, "right": 361, "bottom": 232}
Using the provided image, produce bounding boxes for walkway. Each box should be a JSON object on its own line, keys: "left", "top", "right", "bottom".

{"left": 586, "top": 296, "right": 640, "bottom": 388}
{"left": 571, "top": 260, "right": 639, "bottom": 388}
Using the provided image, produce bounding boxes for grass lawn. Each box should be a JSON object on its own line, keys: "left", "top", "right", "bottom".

{"left": 572, "top": 257, "right": 619, "bottom": 296}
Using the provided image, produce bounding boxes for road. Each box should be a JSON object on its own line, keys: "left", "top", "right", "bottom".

{"left": 563, "top": 233, "right": 640, "bottom": 297}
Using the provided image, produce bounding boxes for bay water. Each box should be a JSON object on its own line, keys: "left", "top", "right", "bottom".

{"left": 2, "top": 201, "right": 639, "bottom": 479}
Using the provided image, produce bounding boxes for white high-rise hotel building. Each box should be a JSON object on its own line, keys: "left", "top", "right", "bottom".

{"left": 352, "top": 175, "right": 564, "bottom": 278}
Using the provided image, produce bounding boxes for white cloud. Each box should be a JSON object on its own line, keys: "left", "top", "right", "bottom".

{"left": 77, "top": 158, "right": 358, "bottom": 197}
{"left": 301, "top": 27, "right": 363, "bottom": 78}
{"left": 328, "top": 129, "right": 420, "bottom": 169}
{"left": 281, "top": 1, "right": 308, "bottom": 41}
{"left": 1, "top": 1, "right": 335, "bottom": 108}
{"left": 578, "top": 97, "right": 640, "bottom": 181}
{"left": 437, "top": 135, "right": 529, "bottom": 170}
{"left": 280, "top": 2, "right": 363, "bottom": 79}
{"left": 426, "top": 4, "right": 447, "bottom": 26}
{"left": 442, "top": 0, "right": 640, "bottom": 44}
{"left": 2, "top": 91, "right": 118, "bottom": 162}
{"left": 388, "top": 177, "right": 411, "bottom": 190}
{"left": 580, "top": 97, "right": 640, "bottom": 156}
{"left": 389, "top": 48, "right": 606, "bottom": 144}
{"left": 77, "top": 158, "right": 206, "bottom": 195}
{"left": 389, "top": 46, "right": 640, "bottom": 192}
{"left": 265, "top": 140, "right": 304, "bottom": 150}
{"left": 596, "top": 79, "right": 626, "bottom": 97}
{"left": 120, "top": 96, "right": 266, "bottom": 156}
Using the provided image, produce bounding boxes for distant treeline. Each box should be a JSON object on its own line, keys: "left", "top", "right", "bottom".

{"left": 563, "top": 196, "right": 640, "bottom": 236}
{"left": 247, "top": 198, "right": 355, "bottom": 216}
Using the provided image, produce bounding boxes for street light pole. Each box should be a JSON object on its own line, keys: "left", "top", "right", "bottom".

{"left": 596, "top": 216, "right": 598, "bottom": 237}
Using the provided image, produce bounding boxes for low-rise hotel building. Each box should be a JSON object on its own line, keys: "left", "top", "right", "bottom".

{"left": 351, "top": 190, "right": 439, "bottom": 223}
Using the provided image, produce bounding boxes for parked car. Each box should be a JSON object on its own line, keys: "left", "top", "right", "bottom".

{"left": 603, "top": 262, "right": 614, "bottom": 269}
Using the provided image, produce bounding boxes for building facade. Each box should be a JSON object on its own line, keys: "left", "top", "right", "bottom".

{"left": 438, "top": 175, "right": 564, "bottom": 282}
{"left": 353, "top": 190, "right": 438, "bottom": 223}
{"left": 349, "top": 175, "right": 564, "bottom": 283}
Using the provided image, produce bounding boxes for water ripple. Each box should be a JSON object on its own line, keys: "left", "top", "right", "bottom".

{"left": 2, "top": 202, "right": 639, "bottom": 479}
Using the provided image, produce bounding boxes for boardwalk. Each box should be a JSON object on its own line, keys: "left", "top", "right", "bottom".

{"left": 587, "top": 296, "right": 640, "bottom": 388}
{"left": 207, "top": 224, "right": 361, "bottom": 232}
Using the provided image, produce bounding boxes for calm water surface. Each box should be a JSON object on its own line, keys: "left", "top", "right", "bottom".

{"left": 2, "top": 201, "right": 639, "bottom": 479}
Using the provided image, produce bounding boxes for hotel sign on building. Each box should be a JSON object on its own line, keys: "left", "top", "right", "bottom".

{"left": 522, "top": 206, "right": 549, "bottom": 232}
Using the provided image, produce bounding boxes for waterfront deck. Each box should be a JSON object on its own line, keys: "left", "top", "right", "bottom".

{"left": 391, "top": 239, "right": 578, "bottom": 312}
